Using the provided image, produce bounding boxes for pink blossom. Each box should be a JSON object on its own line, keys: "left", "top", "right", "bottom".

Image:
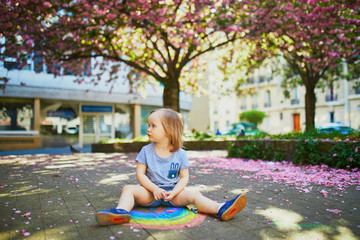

{"left": 22, "top": 212, "right": 31, "bottom": 217}
{"left": 25, "top": 39, "right": 34, "bottom": 46}
{"left": 326, "top": 209, "right": 342, "bottom": 214}
{"left": 226, "top": 25, "right": 239, "bottom": 32}
{"left": 333, "top": 154, "right": 337, "bottom": 157}
{"left": 107, "top": 14, "right": 117, "bottom": 20}
{"left": 43, "top": 2, "right": 52, "bottom": 8}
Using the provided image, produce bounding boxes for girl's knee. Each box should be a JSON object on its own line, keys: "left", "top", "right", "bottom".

{"left": 183, "top": 189, "right": 202, "bottom": 201}
{"left": 122, "top": 184, "right": 136, "bottom": 192}
{"left": 192, "top": 190, "right": 203, "bottom": 199}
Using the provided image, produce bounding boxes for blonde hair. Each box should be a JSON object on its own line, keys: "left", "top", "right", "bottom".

{"left": 150, "top": 108, "right": 184, "bottom": 152}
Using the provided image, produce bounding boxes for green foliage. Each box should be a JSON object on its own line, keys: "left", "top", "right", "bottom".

{"left": 325, "top": 142, "right": 359, "bottom": 169}
{"left": 273, "top": 149, "right": 285, "bottom": 162}
{"left": 228, "top": 129, "right": 360, "bottom": 170}
{"left": 227, "top": 143, "right": 241, "bottom": 158}
{"left": 252, "top": 128, "right": 360, "bottom": 141}
{"left": 191, "top": 130, "right": 213, "bottom": 140}
{"left": 293, "top": 139, "right": 327, "bottom": 165}
{"left": 293, "top": 139, "right": 360, "bottom": 169}
{"left": 227, "top": 141, "right": 284, "bottom": 161}
{"left": 239, "top": 142, "right": 263, "bottom": 160}
{"left": 239, "top": 110, "right": 266, "bottom": 126}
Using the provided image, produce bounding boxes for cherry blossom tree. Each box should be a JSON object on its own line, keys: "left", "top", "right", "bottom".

{"left": 0, "top": 0, "right": 247, "bottom": 112}
{"left": 242, "top": 0, "right": 360, "bottom": 131}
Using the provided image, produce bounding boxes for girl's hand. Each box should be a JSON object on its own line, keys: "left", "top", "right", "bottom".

{"left": 153, "top": 187, "right": 166, "bottom": 200}
{"left": 163, "top": 191, "right": 175, "bottom": 202}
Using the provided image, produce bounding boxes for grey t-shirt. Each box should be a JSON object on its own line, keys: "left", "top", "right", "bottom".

{"left": 135, "top": 142, "right": 190, "bottom": 188}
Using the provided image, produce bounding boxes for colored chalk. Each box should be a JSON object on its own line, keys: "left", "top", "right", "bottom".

{"left": 190, "top": 208, "right": 197, "bottom": 214}
{"left": 126, "top": 207, "right": 205, "bottom": 230}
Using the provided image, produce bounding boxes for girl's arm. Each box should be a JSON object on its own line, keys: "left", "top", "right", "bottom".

{"left": 136, "top": 162, "right": 166, "bottom": 200}
{"left": 164, "top": 168, "right": 189, "bottom": 201}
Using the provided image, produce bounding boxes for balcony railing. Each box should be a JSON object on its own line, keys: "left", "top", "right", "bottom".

{"left": 291, "top": 99, "right": 299, "bottom": 105}
{"left": 252, "top": 104, "right": 258, "bottom": 109}
{"left": 325, "top": 94, "right": 337, "bottom": 102}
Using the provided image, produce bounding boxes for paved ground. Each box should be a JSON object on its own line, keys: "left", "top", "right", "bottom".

{"left": 0, "top": 150, "right": 359, "bottom": 240}
{"left": 0, "top": 146, "right": 91, "bottom": 156}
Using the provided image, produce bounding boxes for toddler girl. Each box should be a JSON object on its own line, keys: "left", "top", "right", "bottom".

{"left": 95, "top": 108, "right": 246, "bottom": 225}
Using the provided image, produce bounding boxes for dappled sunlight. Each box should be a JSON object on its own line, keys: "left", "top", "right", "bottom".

{"left": 333, "top": 226, "right": 359, "bottom": 240}
{"left": 255, "top": 207, "right": 303, "bottom": 231}
{"left": 98, "top": 173, "right": 135, "bottom": 185}
{"left": 0, "top": 186, "right": 50, "bottom": 198}
{"left": 45, "top": 163, "right": 77, "bottom": 169}
{"left": 186, "top": 184, "right": 223, "bottom": 192}
{"left": 32, "top": 170, "right": 60, "bottom": 175}
{"left": 194, "top": 168, "right": 214, "bottom": 174}
{"left": 102, "top": 197, "right": 119, "bottom": 202}
{"left": 11, "top": 181, "right": 32, "bottom": 186}
{"left": 230, "top": 188, "right": 250, "bottom": 195}
{"left": 255, "top": 206, "right": 358, "bottom": 240}
{"left": 187, "top": 150, "right": 227, "bottom": 160}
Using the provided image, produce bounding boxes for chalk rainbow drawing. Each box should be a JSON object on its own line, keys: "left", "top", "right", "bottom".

{"left": 125, "top": 207, "right": 206, "bottom": 230}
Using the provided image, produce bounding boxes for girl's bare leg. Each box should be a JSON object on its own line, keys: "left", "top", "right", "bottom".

{"left": 117, "top": 185, "right": 154, "bottom": 212}
{"left": 171, "top": 189, "right": 220, "bottom": 214}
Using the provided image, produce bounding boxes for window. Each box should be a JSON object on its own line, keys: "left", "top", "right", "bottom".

{"left": 0, "top": 98, "right": 34, "bottom": 131}
{"left": 329, "top": 112, "right": 335, "bottom": 123}
{"left": 4, "top": 56, "right": 30, "bottom": 71}
{"left": 214, "top": 121, "right": 219, "bottom": 132}
{"left": 280, "top": 112, "right": 283, "bottom": 120}
{"left": 241, "top": 96, "right": 246, "bottom": 110}
{"left": 291, "top": 86, "right": 299, "bottom": 105}
{"left": 252, "top": 94, "right": 258, "bottom": 109}
{"left": 114, "top": 104, "right": 131, "bottom": 139}
{"left": 213, "top": 106, "right": 218, "bottom": 115}
{"left": 34, "top": 51, "right": 44, "bottom": 73}
{"left": 47, "top": 63, "right": 62, "bottom": 75}
{"left": 264, "top": 90, "right": 271, "bottom": 107}
{"left": 326, "top": 85, "right": 337, "bottom": 102}
{"left": 63, "top": 60, "right": 92, "bottom": 76}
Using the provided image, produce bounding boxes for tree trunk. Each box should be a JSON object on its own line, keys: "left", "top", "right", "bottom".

{"left": 162, "top": 78, "right": 180, "bottom": 112}
{"left": 304, "top": 84, "right": 316, "bottom": 132}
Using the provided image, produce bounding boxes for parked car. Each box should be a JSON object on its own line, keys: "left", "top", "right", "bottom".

{"left": 65, "top": 126, "right": 79, "bottom": 134}
{"left": 223, "top": 122, "right": 265, "bottom": 136}
{"left": 223, "top": 123, "right": 245, "bottom": 136}
{"left": 316, "top": 123, "right": 358, "bottom": 135}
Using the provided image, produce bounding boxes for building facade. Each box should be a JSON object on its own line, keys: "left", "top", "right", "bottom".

{"left": 190, "top": 57, "right": 360, "bottom": 135}
{"left": 238, "top": 67, "right": 360, "bottom": 134}
{"left": 0, "top": 58, "right": 191, "bottom": 150}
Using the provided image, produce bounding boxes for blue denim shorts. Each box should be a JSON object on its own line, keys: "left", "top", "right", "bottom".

{"left": 139, "top": 187, "right": 176, "bottom": 207}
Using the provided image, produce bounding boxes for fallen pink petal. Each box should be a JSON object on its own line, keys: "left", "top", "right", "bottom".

{"left": 326, "top": 209, "right": 342, "bottom": 214}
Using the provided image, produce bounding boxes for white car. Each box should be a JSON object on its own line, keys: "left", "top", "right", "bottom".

{"left": 65, "top": 126, "right": 79, "bottom": 134}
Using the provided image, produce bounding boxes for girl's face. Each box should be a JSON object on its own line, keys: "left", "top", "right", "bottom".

{"left": 147, "top": 112, "right": 167, "bottom": 143}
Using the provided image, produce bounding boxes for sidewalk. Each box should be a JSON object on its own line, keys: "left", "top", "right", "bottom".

{"left": 0, "top": 150, "right": 359, "bottom": 240}
{"left": 0, "top": 146, "right": 91, "bottom": 156}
